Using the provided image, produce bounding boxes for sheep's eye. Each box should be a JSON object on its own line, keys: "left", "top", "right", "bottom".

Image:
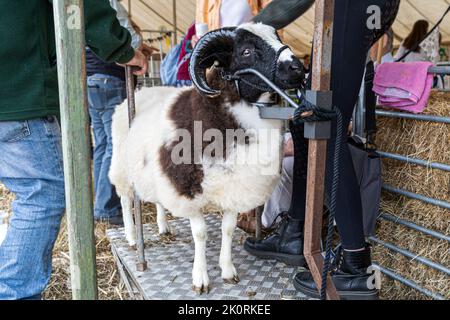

{"left": 242, "top": 49, "right": 252, "bottom": 57}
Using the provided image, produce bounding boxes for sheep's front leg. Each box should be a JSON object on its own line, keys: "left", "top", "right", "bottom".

{"left": 121, "top": 197, "right": 136, "bottom": 247}
{"left": 156, "top": 203, "right": 171, "bottom": 235}
{"left": 189, "top": 214, "right": 210, "bottom": 294}
{"left": 220, "top": 212, "right": 239, "bottom": 284}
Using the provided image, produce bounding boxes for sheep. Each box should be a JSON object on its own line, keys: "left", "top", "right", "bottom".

{"left": 109, "top": 23, "right": 305, "bottom": 294}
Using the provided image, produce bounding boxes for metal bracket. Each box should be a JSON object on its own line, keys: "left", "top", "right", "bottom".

{"left": 304, "top": 90, "right": 333, "bottom": 140}
{"left": 256, "top": 105, "right": 296, "bottom": 120}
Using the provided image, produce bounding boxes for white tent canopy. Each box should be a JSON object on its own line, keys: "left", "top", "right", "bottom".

{"left": 122, "top": 0, "right": 450, "bottom": 56}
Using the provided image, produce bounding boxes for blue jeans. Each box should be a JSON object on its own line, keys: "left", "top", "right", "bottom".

{"left": 87, "top": 74, "right": 126, "bottom": 219}
{"left": 0, "top": 117, "right": 65, "bottom": 300}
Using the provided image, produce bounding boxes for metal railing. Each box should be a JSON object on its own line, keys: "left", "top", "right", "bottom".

{"left": 372, "top": 263, "right": 446, "bottom": 300}
{"left": 371, "top": 69, "right": 449, "bottom": 299}
{"left": 377, "top": 151, "right": 450, "bottom": 172}
{"left": 375, "top": 110, "right": 450, "bottom": 124}
{"left": 379, "top": 212, "right": 450, "bottom": 243}
{"left": 382, "top": 184, "right": 450, "bottom": 210}
{"left": 369, "top": 236, "right": 450, "bottom": 276}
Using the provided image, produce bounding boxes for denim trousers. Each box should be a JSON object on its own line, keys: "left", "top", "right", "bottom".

{"left": 0, "top": 117, "right": 65, "bottom": 300}
{"left": 87, "top": 74, "right": 126, "bottom": 219}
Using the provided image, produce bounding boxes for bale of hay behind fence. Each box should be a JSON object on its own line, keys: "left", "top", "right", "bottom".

{"left": 374, "top": 91, "right": 450, "bottom": 300}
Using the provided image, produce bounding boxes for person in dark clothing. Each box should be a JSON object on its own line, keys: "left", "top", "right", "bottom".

{"left": 245, "top": 0, "right": 400, "bottom": 299}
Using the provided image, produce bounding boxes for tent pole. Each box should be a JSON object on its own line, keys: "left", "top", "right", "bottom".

{"left": 173, "top": 0, "right": 178, "bottom": 44}
{"left": 303, "top": 0, "right": 340, "bottom": 300}
{"left": 128, "top": 0, "right": 132, "bottom": 18}
{"left": 53, "top": 0, "right": 98, "bottom": 300}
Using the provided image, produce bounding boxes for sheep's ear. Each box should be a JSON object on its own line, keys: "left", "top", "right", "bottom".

{"left": 189, "top": 27, "right": 236, "bottom": 98}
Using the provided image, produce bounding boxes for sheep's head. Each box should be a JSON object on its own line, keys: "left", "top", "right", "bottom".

{"left": 189, "top": 23, "right": 305, "bottom": 102}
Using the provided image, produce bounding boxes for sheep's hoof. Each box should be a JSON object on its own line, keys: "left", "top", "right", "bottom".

{"left": 223, "top": 275, "right": 240, "bottom": 285}
{"left": 192, "top": 285, "right": 210, "bottom": 295}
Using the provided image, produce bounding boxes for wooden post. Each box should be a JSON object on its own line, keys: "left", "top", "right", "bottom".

{"left": 53, "top": 0, "right": 98, "bottom": 300}
{"left": 303, "top": 0, "right": 339, "bottom": 300}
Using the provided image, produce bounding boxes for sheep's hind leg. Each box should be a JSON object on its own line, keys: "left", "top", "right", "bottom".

{"left": 189, "top": 214, "right": 210, "bottom": 294}
{"left": 156, "top": 203, "right": 171, "bottom": 235}
{"left": 122, "top": 196, "right": 136, "bottom": 247}
{"left": 220, "top": 212, "right": 239, "bottom": 284}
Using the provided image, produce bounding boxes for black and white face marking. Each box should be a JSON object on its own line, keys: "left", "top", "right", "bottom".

{"left": 239, "top": 23, "right": 295, "bottom": 63}
{"left": 229, "top": 23, "right": 305, "bottom": 102}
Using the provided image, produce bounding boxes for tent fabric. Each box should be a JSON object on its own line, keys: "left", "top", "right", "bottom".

{"left": 122, "top": 0, "right": 450, "bottom": 56}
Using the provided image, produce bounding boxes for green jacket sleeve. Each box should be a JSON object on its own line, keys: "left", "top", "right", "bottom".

{"left": 49, "top": 0, "right": 135, "bottom": 64}
{"left": 253, "top": 0, "right": 315, "bottom": 30}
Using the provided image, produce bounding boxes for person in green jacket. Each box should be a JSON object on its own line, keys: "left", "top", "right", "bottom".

{"left": 0, "top": 0, "right": 147, "bottom": 300}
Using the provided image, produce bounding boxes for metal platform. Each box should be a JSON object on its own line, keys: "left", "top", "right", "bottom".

{"left": 107, "top": 214, "right": 311, "bottom": 300}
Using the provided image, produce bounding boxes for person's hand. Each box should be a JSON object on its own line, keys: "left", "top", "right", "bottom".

{"left": 123, "top": 50, "right": 148, "bottom": 76}
{"left": 283, "top": 138, "right": 294, "bottom": 157}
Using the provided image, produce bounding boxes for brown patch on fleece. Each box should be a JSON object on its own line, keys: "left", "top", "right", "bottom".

{"left": 159, "top": 68, "right": 247, "bottom": 199}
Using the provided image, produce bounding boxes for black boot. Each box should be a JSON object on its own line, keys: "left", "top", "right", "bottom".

{"left": 244, "top": 213, "right": 306, "bottom": 267}
{"left": 293, "top": 244, "right": 379, "bottom": 300}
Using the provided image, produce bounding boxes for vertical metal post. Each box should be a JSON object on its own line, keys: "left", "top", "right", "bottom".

{"left": 173, "top": 0, "right": 178, "bottom": 44}
{"left": 303, "top": 0, "right": 339, "bottom": 300}
{"left": 255, "top": 206, "right": 263, "bottom": 240}
{"left": 125, "top": 67, "right": 148, "bottom": 272}
{"left": 53, "top": 0, "right": 98, "bottom": 300}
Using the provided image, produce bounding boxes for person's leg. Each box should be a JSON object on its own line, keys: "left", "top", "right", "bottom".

{"left": 87, "top": 78, "right": 108, "bottom": 200}
{"left": 325, "top": 0, "right": 398, "bottom": 250}
{"left": 261, "top": 156, "right": 294, "bottom": 228}
{"left": 329, "top": 0, "right": 399, "bottom": 250}
{"left": 294, "top": 0, "right": 400, "bottom": 299}
{"left": 243, "top": 121, "right": 307, "bottom": 267}
{"left": 95, "top": 77, "right": 126, "bottom": 221}
{"left": 0, "top": 117, "right": 65, "bottom": 300}
{"left": 87, "top": 75, "right": 125, "bottom": 222}
{"left": 286, "top": 121, "right": 309, "bottom": 221}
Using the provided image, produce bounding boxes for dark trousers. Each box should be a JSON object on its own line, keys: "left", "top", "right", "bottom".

{"left": 289, "top": 0, "right": 399, "bottom": 250}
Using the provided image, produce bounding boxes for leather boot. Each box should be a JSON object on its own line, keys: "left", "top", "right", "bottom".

{"left": 293, "top": 243, "right": 379, "bottom": 300}
{"left": 244, "top": 213, "right": 306, "bottom": 267}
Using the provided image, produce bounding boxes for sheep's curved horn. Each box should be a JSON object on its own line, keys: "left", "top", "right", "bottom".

{"left": 189, "top": 27, "right": 236, "bottom": 97}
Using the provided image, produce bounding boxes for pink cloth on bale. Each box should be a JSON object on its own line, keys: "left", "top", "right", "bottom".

{"left": 373, "top": 62, "right": 434, "bottom": 114}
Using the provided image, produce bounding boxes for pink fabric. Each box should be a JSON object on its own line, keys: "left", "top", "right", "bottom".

{"left": 373, "top": 62, "right": 434, "bottom": 114}
{"left": 177, "top": 23, "right": 197, "bottom": 81}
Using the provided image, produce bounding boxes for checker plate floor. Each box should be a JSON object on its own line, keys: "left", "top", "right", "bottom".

{"left": 107, "top": 214, "right": 310, "bottom": 300}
